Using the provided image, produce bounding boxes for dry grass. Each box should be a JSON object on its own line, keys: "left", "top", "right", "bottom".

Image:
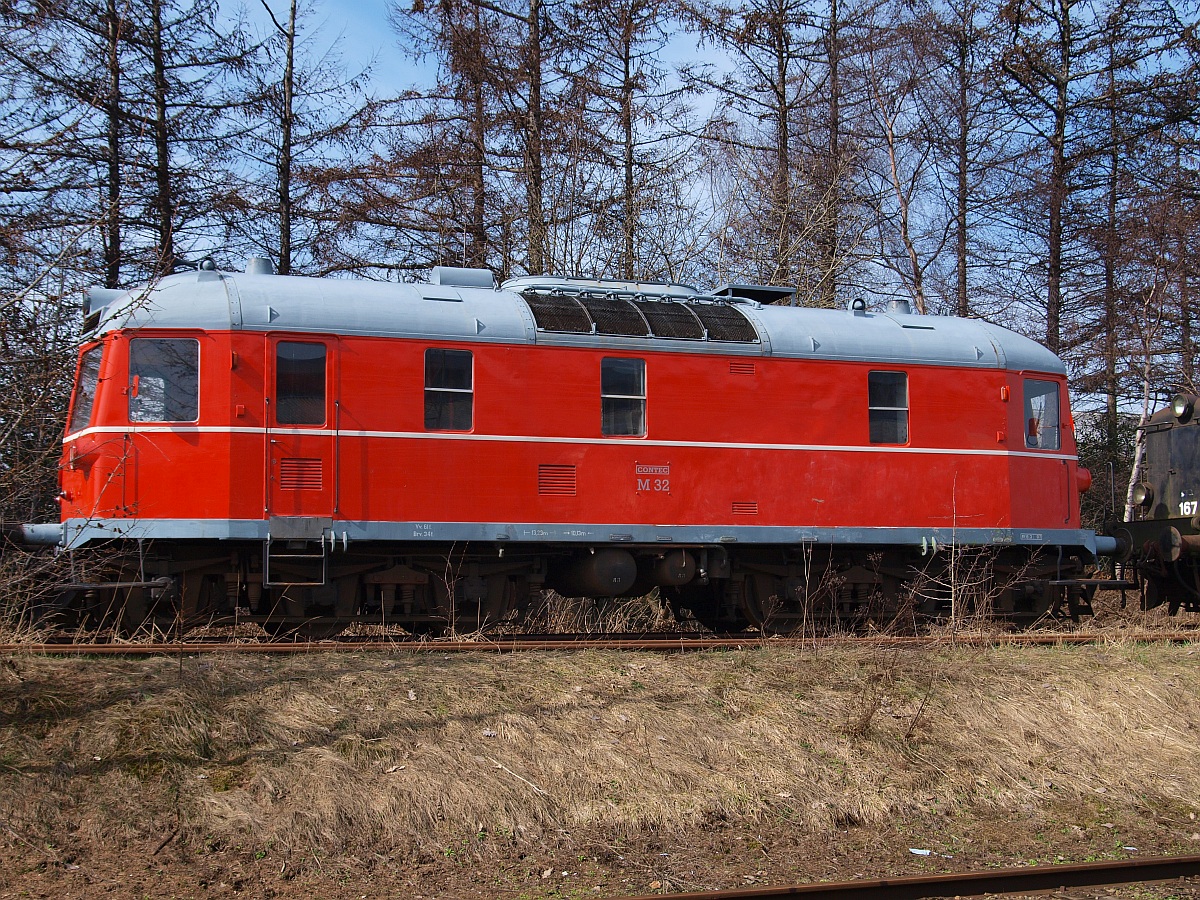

{"left": 2, "top": 641, "right": 1199, "bottom": 869}
{"left": 0, "top": 548, "right": 70, "bottom": 644}
{"left": 520, "top": 589, "right": 679, "bottom": 634}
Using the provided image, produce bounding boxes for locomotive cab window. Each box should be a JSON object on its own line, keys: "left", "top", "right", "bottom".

{"left": 276, "top": 341, "right": 327, "bottom": 425}
{"left": 1023, "top": 379, "right": 1060, "bottom": 450}
{"left": 868, "top": 371, "right": 908, "bottom": 444}
{"left": 602, "top": 357, "right": 646, "bottom": 436}
{"left": 68, "top": 344, "right": 104, "bottom": 433}
{"left": 425, "top": 349, "right": 473, "bottom": 430}
{"left": 129, "top": 338, "right": 199, "bottom": 422}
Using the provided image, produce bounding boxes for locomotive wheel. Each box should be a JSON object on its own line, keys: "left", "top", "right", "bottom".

{"left": 482, "top": 574, "right": 516, "bottom": 625}
{"left": 116, "top": 587, "right": 151, "bottom": 636}
{"left": 442, "top": 574, "right": 512, "bottom": 633}
{"left": 740, "top": 574, "right": 800, "bottom": 635}
{"left": 428, "top": 573, "right": 518, "bottom": 634}
{"left": 1142, "top": 577, "right": 1166, "bottom": 610}
{"left": 257, "top": 585, "right": 344, "bottom": 640}
{"left": 665, "top": 582, "right": 741, "bottom": 632}
{"left": 262, "top": 618, "right": 347, "bottom": 640}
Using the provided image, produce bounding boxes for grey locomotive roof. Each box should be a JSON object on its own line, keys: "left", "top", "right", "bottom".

{"left": 86, "top": 267, "right": 1066, "bottom": 375}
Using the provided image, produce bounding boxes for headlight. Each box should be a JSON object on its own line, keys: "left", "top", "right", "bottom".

{"left": 1170, "top": 393, "right": 1194, "bottom": 422}
{"left": 1132, "top": 483, "right": 1155, "bottom": 508}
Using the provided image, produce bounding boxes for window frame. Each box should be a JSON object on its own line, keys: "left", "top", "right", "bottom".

{"left": 274, "top": 340, "right": 328, "bottom": 427}
{"left": 424, "top": 348, "right": 474, "bottom": 431}
{"left": 867, "top": 370, "right": 909, "bottom": 445}
{"left": 127, "top": 337, "right": 201, "bottom": 424}
{"left": 1023, "top": 378, "right": 1061, "bottom": 450}
{"left": 67, "top": 343, "right": 104, "bottom": 434}
{"left": 601, "top": 357, "right": 647, "bottom": 437}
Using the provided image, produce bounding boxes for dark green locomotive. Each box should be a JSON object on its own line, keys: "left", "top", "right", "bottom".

{"left": 1111, "top": 394, "right": 1200, "bottom": 614}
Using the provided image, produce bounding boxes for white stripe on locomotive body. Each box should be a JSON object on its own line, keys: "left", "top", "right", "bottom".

{"left": 85, "top": 269, "right": 1067, "bottom": 375}
{"left": 63, "top": 424, "right": 1077, "bottom": 462}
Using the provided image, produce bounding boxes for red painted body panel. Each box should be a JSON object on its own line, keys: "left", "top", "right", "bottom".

{"left": 60, "top": 329, "right": 1079, "bottom": 534}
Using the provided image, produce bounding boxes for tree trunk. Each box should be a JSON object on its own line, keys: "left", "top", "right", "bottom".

{"left": 525, "top": 0, "right": 545, "bottom": 274}
{"left": 1102, "top": 49, "right": 1119, "bottom": 453}
{"left": 773, "top": 0, "right": 791, "bottom": 282}
{"left": 621, "top": 7, "right": 636, "bottom": 280}
{"left": 1044, "top": 0, "right": 1071, "bottom": 355}
{"left": 955, "top": 16, "right": 969, "bottom": 317}
{"left": 151, "top": 0, "right": 176, "bottom": 275}
{"left": 821, "top": 0, "right": 840, "bottom": 308}
{"left": 278, "top": 0, "right": 297, "bottom": 275}
{"left": 104, "top": 0, "right": 123, "bottom": 289}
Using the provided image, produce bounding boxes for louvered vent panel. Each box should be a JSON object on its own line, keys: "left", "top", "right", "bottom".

{"left": 635, "top": 300, "right": 704, "bottom": 339}
{"left": 732, "top": 501, "right": 759, "bottom": 516}
{"left": 279, "top": 457, "right": 323, "bottom": 490}
{"left": 729, "top": 361, "right": 756, "bottom": 375}
{"left": 579, "top": 296, "right": 650, "bottom": 336}
{"left": 693, "top": 304, "right": 759, "bottom": 342}
{"left": 538, "top": 464, "right": 577, "bottom": 496}
{"left": 523, "top": 294, "right": 593, "bottom": 333}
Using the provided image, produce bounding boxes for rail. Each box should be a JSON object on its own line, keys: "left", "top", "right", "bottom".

{"left": 614, "top": 854, "right": 1200, "bottom": 900}
{"left": 0, "top": 630, "right": 1196, "bottom": 655}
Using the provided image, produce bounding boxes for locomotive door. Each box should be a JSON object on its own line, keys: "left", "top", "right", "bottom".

{"left": 1021, "top": 376, "right": 1071, "bottom": 525}
{"left": 265, "top": 336, "right": 338, "bottom": 524}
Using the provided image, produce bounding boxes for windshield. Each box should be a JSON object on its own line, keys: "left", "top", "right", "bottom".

{"left": 67, "top": 345, "right": 103, "bottom": 434}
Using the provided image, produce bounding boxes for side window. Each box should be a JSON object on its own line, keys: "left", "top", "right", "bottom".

{"left": 868, "top": 371, "right": 908, "bottom": 444}
{"left": 129, "top": 338, "right": 199, "bottom": 423}
{"left": 1024, "top": 379, "right": 1060, "bottom": 449}
{"left": 602, "top": 357, "right": 646, "bottom": 436}
{"left": 425, "top": 349, "right": 473, "bottom": 430}
{"left": 68, "top": 345, "right": 104, "bottom": 433}
{"left": 276, "top": 341, "right": 326, "bottom": 425}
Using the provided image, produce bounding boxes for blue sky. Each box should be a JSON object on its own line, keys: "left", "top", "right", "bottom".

{"left": 247, "top": 0, "right": 702, "bottom": 97}
{"left": 318, "top": 0, "right": 415, "bottom": 75}
{"left": 247, "top": 0, "right": 428, "bottom": 92}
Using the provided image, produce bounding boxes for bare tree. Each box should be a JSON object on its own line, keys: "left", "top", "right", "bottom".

{"left": 682, "top": 0, "right": 817, "bottom": 288}
{"left": 561, "top": 0, "right": 702, "bottom": 279}
{"left": 232, "top": 0, "right": 374, "bottom": 275}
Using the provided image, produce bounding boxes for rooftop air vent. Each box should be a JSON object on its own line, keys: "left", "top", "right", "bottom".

{"left": 714, "top": 283, "right": 795, "bottom": 305}
{"left": 84, "top": 287, "right": 124, "bottom": 318}
{"left": 432, "top": 266, "right": 494, "bottom": 288}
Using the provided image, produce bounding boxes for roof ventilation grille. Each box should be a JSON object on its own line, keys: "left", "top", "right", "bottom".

{"left": 516, "top": 284, "right": 761, "bottom": 343}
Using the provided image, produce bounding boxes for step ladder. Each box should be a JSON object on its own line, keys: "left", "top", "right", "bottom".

{"left": 264, "top": 536, "right": 329, "bottom": 587}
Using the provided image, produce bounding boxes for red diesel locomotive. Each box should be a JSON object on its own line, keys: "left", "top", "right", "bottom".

{"left": 21, "top": 261, "right": 1111, "bottom": 632}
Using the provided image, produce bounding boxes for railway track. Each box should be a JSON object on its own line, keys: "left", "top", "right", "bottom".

{"left": 615, "top": 854, "right": 1200, "bottom": 900}
{"left": 1, "top": 629, "right": 1196, "bottom": 655}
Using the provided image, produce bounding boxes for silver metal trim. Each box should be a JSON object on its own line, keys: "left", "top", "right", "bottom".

{"left": 60, "top": 516, "right": 1101, "bottom": 555}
